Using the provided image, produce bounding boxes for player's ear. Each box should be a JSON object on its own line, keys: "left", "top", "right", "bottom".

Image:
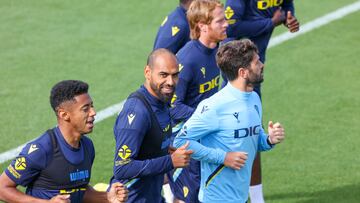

{"left": 57, "top": 107, "right": 70, "bottom": 121}
{"left": 238, "top": 67, "right": 248, "bottom": 79}
{"left": 144, "top": 65, "right": 152, "bottom": 80}
{"left": 198, "top": 22, "right": 207, "bottom": 33}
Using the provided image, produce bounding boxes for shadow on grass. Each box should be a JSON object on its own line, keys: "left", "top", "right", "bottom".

{"left": 266, "top": 183, "right": 360, "bottom": 203}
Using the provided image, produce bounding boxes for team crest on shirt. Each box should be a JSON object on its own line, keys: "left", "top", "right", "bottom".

{"left": 116, "top": 145, "right": 132, "bottom": 166}
{"left": 172, "top": 26, "right": 180, "bottom": 36}
{"left": 161, "top": 16, "right": 168, "bottom": 26}
{"left": 15, "top": 157, "right": 26, "bottom": 170}
{"left": 171, "top": 94, "right": 177, "bottom": 106}
{"left": 163, "top": 124, "right": 170, "bottom": 132}
{"left": 200, "top": 67, "right": 206, "bottom": 78}
{"left": 118, "top": 145, "right": 132, "bottom": 160}
{"left": 178, "top": 63, "right": 184, "bottom": 72}
{"left": 225, "top": 6, "right": 236, "bottom": 24}
{"left": 233, "top": 112, "right": 240, "bottom": 123}
{"left": 183, "top": 186, "right": 189, "bottom": 197}
{"left": 28, "top": 144, "right": 38, "bottom": 154}
{"left": 254, "top": 105, "right": 260, "bottom": 117}
{"left": 127, "top": 113, "right": 135, "bottom": 125}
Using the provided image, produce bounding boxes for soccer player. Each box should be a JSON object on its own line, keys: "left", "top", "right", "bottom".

{"left": 169, "top": 0, "right": 228, "bottom": 202}
{"left": 109, "top": 49, "right": 193, "bottom": 203}
{"left": 153, "top": 0, "right": 194, "bottom": 53}
{"left": 174, "top": 39, "right": 285, "bottom": 203}
{"left": 223, "top": 1, "right": 299, "bottom": 202}
{"left": 0, "top": 80, "right": 128, "bottom": 203}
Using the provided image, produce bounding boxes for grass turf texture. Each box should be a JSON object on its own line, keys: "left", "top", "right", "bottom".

{"left": 0, "top": 0, "right": 359, "bottom": 202}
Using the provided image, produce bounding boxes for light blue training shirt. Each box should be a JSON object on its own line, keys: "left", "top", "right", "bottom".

{"left": 174, "top": 83, "right": 274, "bottom": 203}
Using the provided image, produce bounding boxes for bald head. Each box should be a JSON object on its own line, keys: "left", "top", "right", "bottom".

{"left": 147, "top": 48, "right": 178, "bottom": 69}
{"left": 144, "top": 49, "right": 179, "bottom": 103}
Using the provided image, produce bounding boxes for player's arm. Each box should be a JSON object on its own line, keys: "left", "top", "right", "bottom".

{"left": 0, "top": 143, "right": 70, "bottom": 203}
{"left": 113, "top": 99, "right": 174, "bottom": 180}
{"left": 173, "top": 103, "right": 226, "bottom": 164}
{"left": 257, "top": 121, "right": 285, "bottom": 151}
{"left": 225, "top": 0, "right": 275, "bottom": 39}
{"left": 83, "top": 183, "right": 128, "bottom": 203}
{"left": 170, "top": 61, "right": 196, "bottom": 123}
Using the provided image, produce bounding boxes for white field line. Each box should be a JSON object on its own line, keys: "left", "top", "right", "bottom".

{"left": 1, "top": 1, "right": 360, "bottom": 164}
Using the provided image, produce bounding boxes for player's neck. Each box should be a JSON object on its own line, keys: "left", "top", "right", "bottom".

{"left": 230, "top": 80, "right": 253, "bottom": 92}
{"left": 58, "top": 124, "right": 81, "bottom": 148}
{"left": 198, "top": 36, "right": 218, "bottom": 49}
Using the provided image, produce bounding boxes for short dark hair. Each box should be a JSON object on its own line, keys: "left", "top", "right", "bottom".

{"left": 50, "top": 80, "right": 89, "bottom": 112}
{"left": 180, "top": 0, "right": 193, "bottom": 5}
{"left": 216, "top": 39, "right": 258, "bottom": 81}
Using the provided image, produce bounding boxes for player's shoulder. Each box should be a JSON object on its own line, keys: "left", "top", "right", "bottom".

{"left": 16, "top": 130, "right": 53, "bottom": 168}
{"left": 115, "top": 91, "right": 152, "bottom": 129}
{"left": 168, "top": 6, "right": 188, "bottom": 24}
{"left": 250, "top": 91, "right": 261, "bottom": 104}
{"left": 177, "top": 41, "right": 198, "bottom": 61}
{"left": 122, "top": 93, "right": 151, "bottom": 116}
{"left": 23, "top": 131, "right": 53, "bottom": 156}
{"left": 194, "top": 96, "right": 219, "bottom": 117}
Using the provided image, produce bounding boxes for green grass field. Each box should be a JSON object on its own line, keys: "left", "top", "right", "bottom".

{"left": 1, "top": 0, "right": 359, "bottom": 202}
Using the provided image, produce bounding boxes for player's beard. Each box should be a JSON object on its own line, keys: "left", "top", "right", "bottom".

{"left": 149, "top": 81, "right": 175, "bottom": 103}
{"left": 246, "top": 68, "right": 264, "bottom": 86}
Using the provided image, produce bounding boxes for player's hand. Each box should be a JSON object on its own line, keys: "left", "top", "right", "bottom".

{"left": 268, "top": 121, "right": 285, "bottom": 144}
{"left": 224, "top": 152, "right": 248, "bottom": 170}
{"left": 107, "top": 182, "right": 128, "bottom": 203}
{"left": 285, "top": 11, "right": 300, "bottom": 32}
{"left": 272, "top": 8, "right": 286, "bottom": 27}
{"left": 168, "top": 145, "right": 177, "bottom": 155}
{"left": 171, "top": 141, "right": 193, "bottom": 168}
{"left": 49, "top": 194, "right": 70, "bottom": 203}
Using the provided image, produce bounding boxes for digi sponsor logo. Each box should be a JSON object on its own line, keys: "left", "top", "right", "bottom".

{"left": 199, "top": 75, "right": 220, "bottom": 93}
{"left": 234, "top": 125, "right": 260, "bottom": 138}
{"left": 257, "top": 0, "right": 283, "bottom": 10}
{"left": 69, "top": 170, "right": 89, "bottom": 182}
{"left": 15, "top": 157, "right": 26, "bottom": 170}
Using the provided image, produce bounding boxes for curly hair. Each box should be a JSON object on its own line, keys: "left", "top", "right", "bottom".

{"left": 216, "top": 39, "right": 258, "bottom": 81}
{"left": 50, "top": 80, "right": 89, "bottom": 112}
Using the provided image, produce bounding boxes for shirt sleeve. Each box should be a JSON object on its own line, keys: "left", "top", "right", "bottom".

{"left": 5, "top": 142, "right": 47, "bottom": 187}
{"left": 281, "top": 0, "right": 295, "bottom": 16}
{"left": 225, "top": 0, "right": 274, "bottom": 39}
{"left": 113, "top": 98, "right": 174, "bottom": 180}
{"left": 170, "top": 60, "right": 196, "bottom": 123}
{"left": 173, "top": 102, "right": 227, "bottom": 165}
{"left": 257, "top": 128, "right": 274, "bottom": 151}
